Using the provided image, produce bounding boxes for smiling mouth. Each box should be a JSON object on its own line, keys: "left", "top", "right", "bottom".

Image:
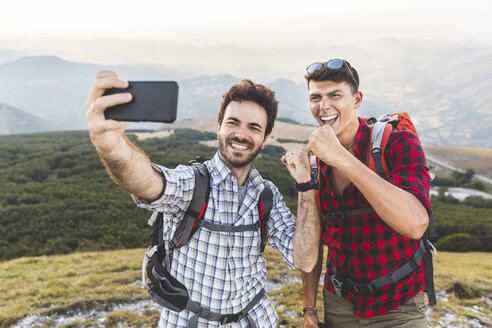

{"left": 231, "top": 143, "right": 249, "bottom": 151}
{"left": 321, "top": 114, "right": 338, "bottom": 125}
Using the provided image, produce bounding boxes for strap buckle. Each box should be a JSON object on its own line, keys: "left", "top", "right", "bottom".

{"left": 334, "top": 212, "right": 345, "bottom": 220}
{"left": 331, "top": 275, "right": 345, "bottom": 297}
{"left": 428, "top": 240, "right": 438, "bottom": 257}
{"left": 353, "top": 283, "right": 374, "bottom": 294}
{"left": 220, "top": 313, "right": 242, "bottom": 324}
{"left": 371, "top": 147, "right": 382, "bottom": 159}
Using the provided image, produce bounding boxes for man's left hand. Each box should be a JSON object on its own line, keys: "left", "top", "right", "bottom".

{"left": 281, "top": 148, "right": 311, "bottom": 183}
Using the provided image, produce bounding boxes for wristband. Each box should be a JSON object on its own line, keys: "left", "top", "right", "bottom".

{"left": 302, "top": 305, "right": 318, "bottom": 314}
{"left": 296, "top": 177, "right": 319, "bottom": 192}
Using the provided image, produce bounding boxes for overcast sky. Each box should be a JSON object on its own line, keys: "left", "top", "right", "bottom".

{"left": 2, "top": 0, "right": 491, "bottom": 45}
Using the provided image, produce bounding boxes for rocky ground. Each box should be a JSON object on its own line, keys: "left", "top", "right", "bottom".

{"left": 10, "top": 274, "right": 491, "bottom": 328}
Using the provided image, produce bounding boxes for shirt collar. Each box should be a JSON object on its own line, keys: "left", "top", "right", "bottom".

{"left": 353, "top": 117, "right": 370, "bottom": 162}
{"left": 207, "top": 151, "right": 264, "bottom": 190}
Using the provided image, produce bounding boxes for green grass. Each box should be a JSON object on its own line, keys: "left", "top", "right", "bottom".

{"left": 1, "top": 248, "right": 491, "bottom": 327}
{"left": 0, "top": 249, "right": 148, "bottom": 327}
{"left": 427, "top": 252, "right": 492, "bottom": 327}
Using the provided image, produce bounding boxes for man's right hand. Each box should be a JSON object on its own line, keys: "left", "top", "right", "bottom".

{"left": 304, "top": 311, "right": 320, "bottom": 328}
{"left": 85, "top": 70, "right": 132, "bottom": 153}
{"left": 85, "top": 70, "right": 165, "bottom": 202}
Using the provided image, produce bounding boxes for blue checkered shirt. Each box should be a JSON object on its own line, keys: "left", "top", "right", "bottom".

{"left": 135, "top": 152, "right": 296, "bottom": 327}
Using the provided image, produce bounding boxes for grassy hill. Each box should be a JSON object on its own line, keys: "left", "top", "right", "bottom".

{"left": 139, "top": 115, "right": 316, "bottom": 150}
{"left": 0, "top": 130, "right": 491, "bottom": 327}
{"left": 0, "top": 129, "right": 297, "bottom": 261}
{"left": 1, "top": 248, "right": 490, "bottom": 328}
{"left": 152, "top": 117, "right": 492, "bottom": 175}
{"left": 0, "top": 129, "right": 491, "bottom": 263}
{"left": 425, "top": 145, "right": 492, "bottom": 179}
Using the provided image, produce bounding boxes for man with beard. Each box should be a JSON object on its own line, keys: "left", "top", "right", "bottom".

{"left": 85, "top": 71, "right": 320, "bottom": 327}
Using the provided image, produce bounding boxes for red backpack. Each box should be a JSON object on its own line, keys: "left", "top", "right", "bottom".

{"left": 364, "top": 112, "right": 419, "bottom": 180}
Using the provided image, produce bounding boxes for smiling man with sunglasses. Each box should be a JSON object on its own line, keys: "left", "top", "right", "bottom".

{"left": 286, "top": 59, "right": 432, "bottom": 328}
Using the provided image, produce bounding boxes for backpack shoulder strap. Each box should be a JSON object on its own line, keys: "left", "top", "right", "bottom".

{"left": 367, "top": 121, "right": 393, "bottom": 180}
{"left": 366, "top": 112, "right": 421, "bottom": 180}
{"left": 168, "top": 162, "right": 210, "bottom": 250}
{"left": 422, "top": 231, "right": 437, "bottom": 305}
{"left": 258, "top": 184, "right": 273, "bottom": 253}
{"left": 150, "top": 210, "right": 164, "bottom": 247}
{"left": 309, "top": 155, "right": 322, "bottom": 212}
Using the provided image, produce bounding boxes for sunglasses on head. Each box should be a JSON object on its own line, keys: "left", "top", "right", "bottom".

{"left": 306, "top": 59, "right": 359, "bottom": 90}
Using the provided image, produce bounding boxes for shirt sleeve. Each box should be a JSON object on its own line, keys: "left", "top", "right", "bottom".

{"left": 132, "top": 163, "right": 196, "bottom": 215}
{"left": 386, "top": 131, "right": 432, "bottom": 218}
{"left": 264, "top": 180, "right": 296, "bottom": 270}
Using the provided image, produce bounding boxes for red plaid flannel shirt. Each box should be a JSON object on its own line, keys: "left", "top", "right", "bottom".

{"left": 319, "top": 118, "right": 432, "bottom": 318}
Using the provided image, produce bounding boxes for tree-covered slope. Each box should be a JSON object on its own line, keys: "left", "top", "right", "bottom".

{"left": 0, "top": 130, "right": 296, "bottom": 261}
{"left": 0, "top": 130, "right": 490, "bottom": 262}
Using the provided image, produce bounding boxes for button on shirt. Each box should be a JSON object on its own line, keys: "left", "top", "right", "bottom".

{"left": 135, "top": 152, "right": 296, "bottom": 327}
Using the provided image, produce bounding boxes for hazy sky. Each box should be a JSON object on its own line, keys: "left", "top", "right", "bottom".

{"left": 2, "top": 0, "right": 491, "bottom": 45}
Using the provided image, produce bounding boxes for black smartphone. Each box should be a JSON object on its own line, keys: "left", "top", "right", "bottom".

{"left": 103, "top": 81, "right": 178, "bottom": 123}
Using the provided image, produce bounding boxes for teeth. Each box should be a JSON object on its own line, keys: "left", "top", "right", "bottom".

{"left": 231, "top": 143, "right": 248, "bottom": 150}
{"left": 321, "top": 114, "right": 338, "bottom": 121}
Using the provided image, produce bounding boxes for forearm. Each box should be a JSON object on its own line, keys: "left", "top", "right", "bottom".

{"left": 85, "top": 70, "right": 164, "bottom": 201}
{"left": 340, "top": 155, "right": 428, "bottom": 239}
{"left": 293, "top": 190, "right": 320, "bottom": 271}
{"left": 96, "top": 134, "right": 164, "bottom": 202}
{"left": 302, "top": 245, "right": 323, "bottom": 326}
{"left": 302, "top": 244, "right": 323, "bottom": 306}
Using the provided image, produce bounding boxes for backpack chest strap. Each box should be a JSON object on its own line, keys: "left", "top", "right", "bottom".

{"left": 200, "top": 220, "right": 261, "bottom": 232}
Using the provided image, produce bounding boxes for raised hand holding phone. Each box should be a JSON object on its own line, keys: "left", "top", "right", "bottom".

{"left": 86, "top": 70, "right": 133, "bottom": 153}
{"left": 103, "top": 81, "right": 178, "bottom": 123}
{"left": 85, "top": 70, "right": 166, "bottom": 202}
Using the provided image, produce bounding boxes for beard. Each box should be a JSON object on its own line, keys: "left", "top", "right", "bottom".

{"left": 218, "top": 135, "right": 262, "bottom": 169}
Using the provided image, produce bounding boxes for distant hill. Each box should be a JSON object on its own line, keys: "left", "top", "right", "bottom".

{"left": 136, "top": 116, "right": 492, "bottom": 163}
{"left": 0, "top": 103, "right": 59, "bottom": 135}
{"left": 0, "top": 56, "right": 194, "bottom": 131}
{"left": 132, "top": 115, "right": 315, "bottom": 152}
{"left": 137, "top": 116, "right": 492, "bottom": 184}
{"left": 425, "top": 145, "right": 492, "bottom": 179}
{"left": 0, "top": 49, "right": 21, "bottom": 65}
{"left": 0, "top": 38, "right": 491, "bottom": 146}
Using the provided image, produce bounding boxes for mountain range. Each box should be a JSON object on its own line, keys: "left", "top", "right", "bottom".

{"left": 0, "top": 38, "right": 490, "bottom": 146}
{"left": 0, "top": 103, "right": 58, "bottom": 135}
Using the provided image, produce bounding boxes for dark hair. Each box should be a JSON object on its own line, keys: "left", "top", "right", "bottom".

{"left": 305, "top": 60, "right": 360, "bottom": 94}
{"left": 218, "top": 79, "right": 278, "bottom": 137}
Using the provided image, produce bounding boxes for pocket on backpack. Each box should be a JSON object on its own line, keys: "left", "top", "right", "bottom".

{"left": 148, "top": 266, "right": 189, "bottom": 312}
